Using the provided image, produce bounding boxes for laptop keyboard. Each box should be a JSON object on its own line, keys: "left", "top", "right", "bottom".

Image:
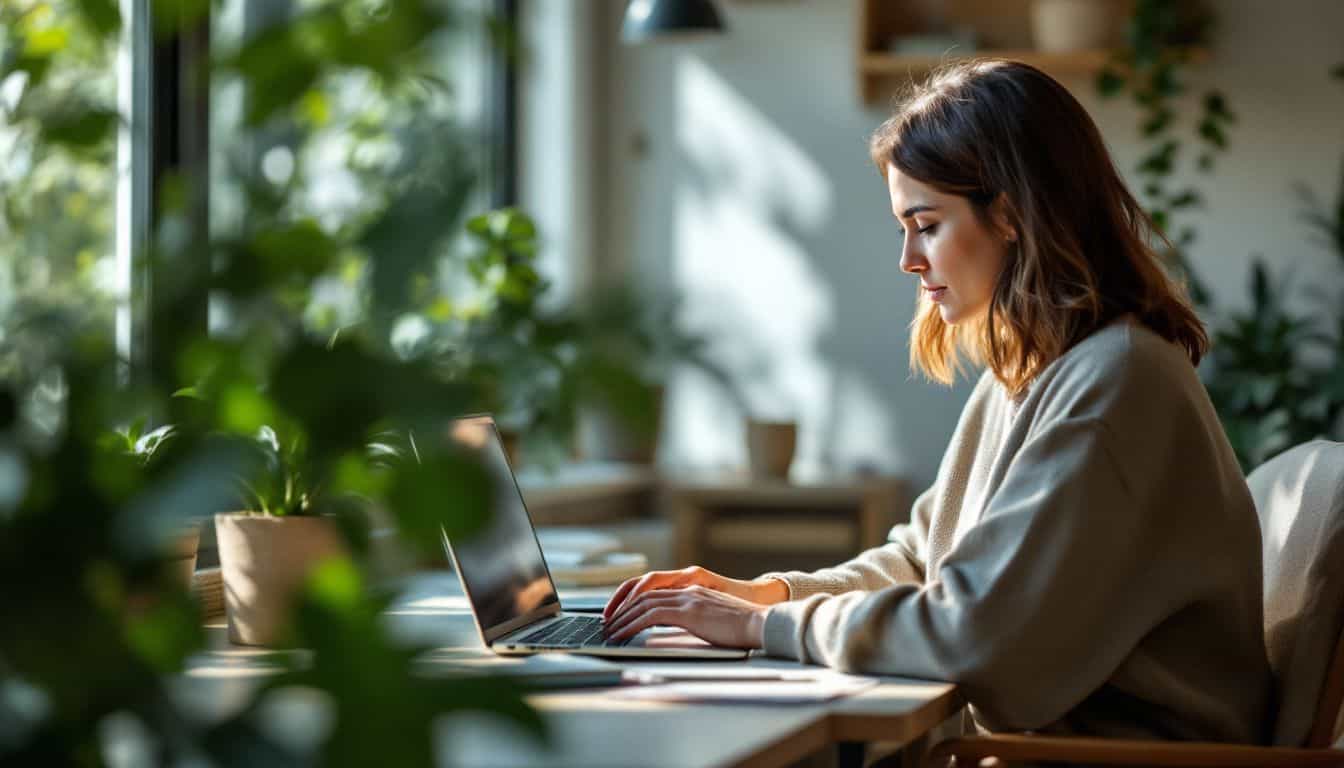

{"left": 516, "top": 615, "right": 631, "bottom": 648}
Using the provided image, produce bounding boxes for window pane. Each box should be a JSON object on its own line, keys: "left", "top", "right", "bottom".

{"left": 0, "top": 1, "right": 121, "bottom": 377}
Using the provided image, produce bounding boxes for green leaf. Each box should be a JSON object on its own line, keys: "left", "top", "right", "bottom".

{"left": 253, "top": 219, "right": 339, "bottom": 281}
{"left": 150, "top": 0, "right": 209, "bottom": 39}
{"left": 72, "top": 0, "right": 121, "bottom": 37}
{"left": 218, "top": 383, "right": 276, "bottom": 436}
{"left": 307, "top": 557, "right": 363, "bottom": 612}
{"left": 387, "top": 448, "right": 492, "bottom": 556}
{"left": 23, "top": 27, "right": 70, "bottom": 57}
{"left": 42, "top": 106, "right": 117, "bottom": 148}
{"left": 1140, "top": 108, "right": 1172, "bottom": 137}
{"left": 123, "top": 590, "right": 205, "bottom": 674}
{"left": 1150, "top": 208, "right": 1169, "bottom": 233}
{"left": 1168, "top": 190, "right": 1202, "bottom": 210}
{"left": 1250, "top": 261, "right": 1271, "bottom": 310}
{"left": 1095, "top": 67, "right": 1126, "bottom": 98}
{"left": 1198, "top": 119, "right": 1227, "bottom": 149}
{"left": 1203, "top": 90, "right": 1234, "bottom": 121}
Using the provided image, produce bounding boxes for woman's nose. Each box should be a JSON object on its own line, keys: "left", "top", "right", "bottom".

{"left": 899, "top": 242, "right": 927, "bottom": 274}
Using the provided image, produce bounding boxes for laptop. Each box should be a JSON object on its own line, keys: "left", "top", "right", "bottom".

{"left": 441, "top": 415, "right": 749, "bottom": 659}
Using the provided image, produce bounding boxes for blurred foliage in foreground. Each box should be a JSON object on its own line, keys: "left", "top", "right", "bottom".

{"left": 0, "top": 0, "right": 607, "bottom": 763}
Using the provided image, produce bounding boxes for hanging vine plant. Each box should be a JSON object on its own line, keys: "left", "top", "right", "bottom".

{"left": 1097, "top": 0, "right": 1236, "bottom": 306}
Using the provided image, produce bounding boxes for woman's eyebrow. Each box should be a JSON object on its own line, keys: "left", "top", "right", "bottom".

{"left": 899, "top": 204, "right": 938, "bottom": 219}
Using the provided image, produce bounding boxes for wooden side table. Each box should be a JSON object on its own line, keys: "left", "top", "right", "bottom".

{"left": 664, "top": 474, "right": 910, "bottom": 574}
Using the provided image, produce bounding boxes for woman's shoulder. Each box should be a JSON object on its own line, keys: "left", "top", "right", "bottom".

{"left": 1025, "top": 317, "right": 1205, "bottom": 424}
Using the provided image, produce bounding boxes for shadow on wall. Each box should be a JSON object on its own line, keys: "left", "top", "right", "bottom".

{"left": 650, "top": 44, "right": 971, "bottom": 487}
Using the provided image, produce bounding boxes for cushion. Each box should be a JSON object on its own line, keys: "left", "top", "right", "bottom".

{"left": 1248, "top": 440, "right": 1344, "bottom": 746}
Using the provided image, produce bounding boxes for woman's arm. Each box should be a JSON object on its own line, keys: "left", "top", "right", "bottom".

{"left": 757, "top": 485, "right": 935, "bottom": 599}
{"left": 761, "top": 418, "right": 1174, "bottom": 730}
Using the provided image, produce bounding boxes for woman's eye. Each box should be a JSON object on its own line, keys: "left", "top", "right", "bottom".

{"left": 917, "top": 223, "right": 938, "bottom": 235}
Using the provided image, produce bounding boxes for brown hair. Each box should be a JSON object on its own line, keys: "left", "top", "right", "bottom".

{"left": 869, "top": 59, "right": 1207, "bottom": 396}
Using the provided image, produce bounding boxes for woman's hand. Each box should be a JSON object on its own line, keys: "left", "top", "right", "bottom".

{"left": 602, "top": 584, "right": 771, "bottom": 648}
{"left": 602, "top": 566, "right": 788, "bottom": 624}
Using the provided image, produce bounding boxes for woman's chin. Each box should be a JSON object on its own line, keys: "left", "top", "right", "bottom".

{"left": 936, "top": 304, "right": 964, "bottom": 324}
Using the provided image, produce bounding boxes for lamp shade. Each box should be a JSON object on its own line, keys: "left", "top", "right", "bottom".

{"left": 621, "top": 0, "right": 726, "bottom": 44}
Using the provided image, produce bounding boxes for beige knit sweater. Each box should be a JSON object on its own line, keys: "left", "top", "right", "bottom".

{"left": 761, "top": 319, "right": 1273, "bottom": 743}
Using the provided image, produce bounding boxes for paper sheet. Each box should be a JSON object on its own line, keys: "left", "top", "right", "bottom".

{"left": 611, "top": 669, "right": 877, "bottom": 704}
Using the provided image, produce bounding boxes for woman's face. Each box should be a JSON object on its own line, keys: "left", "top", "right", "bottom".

{"left": 886, "top": 163, "right": 1014, "bottom": 325}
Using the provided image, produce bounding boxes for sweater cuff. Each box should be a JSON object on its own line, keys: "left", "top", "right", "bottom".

{"left": 761, "top": 595, "right": 829, "bottom": 663}
{"left": 757, "top": 571, "right": 846, "bottom": 600}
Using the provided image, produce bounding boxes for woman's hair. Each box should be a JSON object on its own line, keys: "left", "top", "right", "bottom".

{"left": 869, "top": 59, "right": 1208, "bottom": 397}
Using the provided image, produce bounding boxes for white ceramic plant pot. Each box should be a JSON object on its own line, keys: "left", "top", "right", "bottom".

{"left": 1031, "top": 0, "right": 1119, "bottom": 52}
{"left": 214, "top": 513, "right": 347, "bottom": 646}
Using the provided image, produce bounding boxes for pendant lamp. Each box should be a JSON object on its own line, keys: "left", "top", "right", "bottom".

{"left": 621, "top": 0, "right": 726, "bottom": 44}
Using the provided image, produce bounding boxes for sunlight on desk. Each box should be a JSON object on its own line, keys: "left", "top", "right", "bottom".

{"left": 178, "top": 571, "right": 961, "bottom": 767}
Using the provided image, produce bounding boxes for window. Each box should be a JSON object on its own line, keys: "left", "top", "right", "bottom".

{"left": 0, "top": 1, "right": 122, "bottom": 383}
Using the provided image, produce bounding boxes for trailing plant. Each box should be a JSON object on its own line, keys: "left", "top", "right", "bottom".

{"left": 1097, "top": 0, "right": 1235, "bottom": 305}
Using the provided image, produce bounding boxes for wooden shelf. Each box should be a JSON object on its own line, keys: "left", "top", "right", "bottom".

{"left": 860, "top": 49, "right": 1114, "bottom": 101}
{"left": 856, "top": 0, "right": 1137, "bottom": 105}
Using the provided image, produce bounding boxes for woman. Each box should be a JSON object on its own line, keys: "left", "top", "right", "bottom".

{"left": 602, "top": 59, "right": 1272, "bottom": 743}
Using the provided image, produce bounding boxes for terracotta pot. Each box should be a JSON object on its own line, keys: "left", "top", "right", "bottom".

{"left": 214, "top": 513, "right": 347, "bottom": 646}
{"left": 746, "top": 420, "right": 797, "bottom": 480}
{"left": 1031, "top": 0, "right": 1120, "bottom": 52}
{"left": 170, "top": 524, "right": 201, "bottom": 589}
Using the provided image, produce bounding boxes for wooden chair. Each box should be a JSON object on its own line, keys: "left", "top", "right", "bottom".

{"left": 925, "top": 440, "right": 1344, "bottom": 768}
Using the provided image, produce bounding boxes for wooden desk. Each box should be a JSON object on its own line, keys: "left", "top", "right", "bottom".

{"left": 665, "top": 474, "right": 910, "bottom": 574}
{"left": 184, "top": 573, "right": 959, "bottom": 768}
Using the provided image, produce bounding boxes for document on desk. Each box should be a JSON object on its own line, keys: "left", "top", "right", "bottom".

{"left": 612, "top": 667, "right": 877, "bottom": 704}
{"left": 415, "top": 649, "right": 627, "bottom": 689}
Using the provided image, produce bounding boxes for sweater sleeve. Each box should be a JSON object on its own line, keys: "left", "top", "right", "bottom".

{"left": 761, "top": 417, "right": 1174, "bottom": 731}
{"left": 756, "top": 485, "right": 932, "bottom": 599}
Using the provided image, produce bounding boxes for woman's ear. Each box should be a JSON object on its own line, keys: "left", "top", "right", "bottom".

{"left": 991, "top": 193, "right": 1017, "bottom": 243}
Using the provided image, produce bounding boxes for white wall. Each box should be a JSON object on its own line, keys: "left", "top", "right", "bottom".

{"left": 556, "top": 0, "right": 1344, "bottom": 489}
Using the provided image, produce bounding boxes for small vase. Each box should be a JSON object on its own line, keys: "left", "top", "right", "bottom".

{"left": 214, "top": 513, "right": 347, "bottom": 646}
{"left": 1031, "top": 0, "right": 1119, "bottom": 52}
{"left": 746, "top": 420, "right": 797, "bottom": 481}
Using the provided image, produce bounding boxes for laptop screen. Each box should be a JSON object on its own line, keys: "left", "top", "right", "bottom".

{"left": 443, "top": 416, "right": 559, "bottom": 635}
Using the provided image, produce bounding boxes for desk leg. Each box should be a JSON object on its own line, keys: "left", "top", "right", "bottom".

{"left": 858, "top": 491, "right": 887, "bottom": 550}
{"left": 836, "top": 740, "right": 866, "bottom": 768}
{"left": 671, "top": 498, "right": 705, "bottom": 568}
{"left": 866, "top": 733, "right": 931, "bottom": 768}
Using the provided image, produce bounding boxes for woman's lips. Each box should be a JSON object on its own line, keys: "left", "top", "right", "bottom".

{"left": 924, "top": 285, "right": 947, "bottom": 302}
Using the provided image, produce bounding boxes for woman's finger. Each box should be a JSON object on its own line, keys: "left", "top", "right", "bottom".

{"left": 606, "top": 568, "right": 694, "bottom": 622}
{"left": 605, "top": 591, "right": 687, "bottom": 637}
{"left": 608, "top": 606, "right": 684, "bottom": 642}
{"left": 602, "top": 576, "right": 645, "bottom": 621}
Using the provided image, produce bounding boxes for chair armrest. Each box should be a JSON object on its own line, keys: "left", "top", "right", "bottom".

{"left": 927, "top": 734, "right": 1344, "bottom": 767}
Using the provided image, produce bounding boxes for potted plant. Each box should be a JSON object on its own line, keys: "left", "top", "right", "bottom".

{"left": 214, "top": 424, "right": 353, "bottom": 646}
{"left": 571, "top": 286, "right": 743, "bottom": 465}
{"left": 1204, "top": 64, "right": 1344, "bottom": 469}
{"left": 108, "top": 421, "right": 205, "bottom": 588}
